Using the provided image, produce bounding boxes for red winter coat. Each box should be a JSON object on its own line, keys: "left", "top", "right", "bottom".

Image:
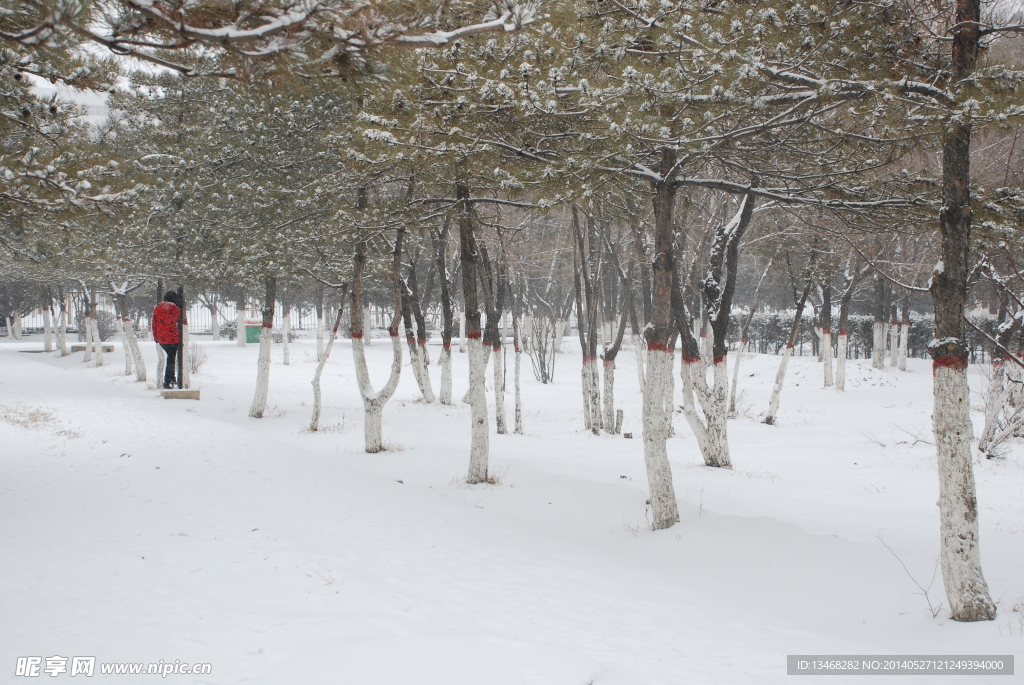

{"left": 152, "top": 302, "right": 181, "bottom": 344}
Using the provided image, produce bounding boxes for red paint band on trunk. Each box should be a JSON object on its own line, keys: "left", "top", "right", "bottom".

{"left": 786, "top": 344, "right": 794, "bottom": 349}
{"left": 262, "top": 323, "right": 273, "bottom": 328}
{"left": 332, "top": 326, "right": 339, "bottom": 333}
{"left": 389, "top": 331, "right": 399, "bottom": 337}
{"left": 682, "top": 356, "right": 700, "bottom": 364}
{"left": 932, "top": 356, "right": 968, "bottom": 372}
{"left": 443, "top": 343, "right": 451, "bottom": 350}
{"left": 993, "top": 360, "right": 1005, "bottom": 367}
{"left": 514, "top": 345, "right": 521, "bottom": 353}
{"left": 839, "top": 330, "right": 848, "bottom": 336}
{"left": 604, "top": 360, "right": 614, "bottom": 366}
{"left": 740, "top": 338, "right": 747, "bottom": 343}
{"left": 417, "top": 339, "right": 426, "bottom": 345}
{"left": 822, "top": 329, "right": 831, "bottom": 335}
{"left": 582, "top": 356, "right": 596, "bottom": 364}
{"left": 647, "top": 342, "right": 668, "bottom": 352}
{"left": 351, "top": 333, "right": 363, "bottom": 339}
{"left": 493, "top": 345, "right": 501, "bottom": 352}
{"left": 713, "top": 356, "right": 726, "bottom": 364}
{"left": 467, "top": 330, "right": 482, "bottom": 339}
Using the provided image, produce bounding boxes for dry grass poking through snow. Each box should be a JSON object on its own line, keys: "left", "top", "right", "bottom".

{"left": 0, "top": 404, "right": 81, "bottom": 438}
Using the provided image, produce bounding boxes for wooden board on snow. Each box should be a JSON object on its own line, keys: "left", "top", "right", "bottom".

{"left": 70, "top": 344, "right": 115, "bottom": 353}
{"left": 160, "top": 389, "right": 200, "bottom": 400}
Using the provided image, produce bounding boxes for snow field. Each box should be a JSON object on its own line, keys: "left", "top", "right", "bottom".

{"left": 1, "top": 336, "right": 1021, "bottom": 684}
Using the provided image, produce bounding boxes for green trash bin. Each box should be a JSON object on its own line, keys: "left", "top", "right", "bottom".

{"left": 245, "top": 324, "right": 262, "bottom": 343}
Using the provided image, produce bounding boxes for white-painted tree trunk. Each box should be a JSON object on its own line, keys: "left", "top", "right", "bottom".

{"left": 57, "top": 309, "right": 68, "bottom": 356}
{"left": 210, "top": 308, "right": 220, "bottom": 341}
{"left": 872, "top": 322, "right": 885, "bottom": 369}
{"left": 83, "top": 316, "right": 94, "bottom": 363}
{"left": 43, "top": 308, "right": 53, "bottom": 352}
{"left": 352, "top": 332, "right": 403, "bottom": 453}
{"left": 977, "top": 361, "right": 1006, "bottom": 453}
{"left": 513, "top": 325, "right": 523, "bottom": 435}
{"left": 458, "top": 309, "right": 467, "bottom": 353}
{"left": 633, "top": 333, "right": 646, "bottom": 391}
{"left": 728, "top": 339, "right": 745, "bottom": 415}
{"left": 439, "top": 345, "right": 453, "bottom": 405}
{"left": 249, "top": 327, "right": 273, "bottom": 418}
{"left": 4, "top": 316, "right": 11, "bottom": 338}
{"left": 310, "top": 312, "right": 342, "bottom": 432}
{"left": 898, "top": 322, "right": 909, "bottom": 371}
{"left": 13, "top": 311, "right": 23, "bottom": 339}
{"left": 316, "top": 310, "right": 325, "bottom": 361}
{"left": 181, "top": 324, "right": 191, "bottom": 388}
{"left": 282, "top": 309, "right": 291, "bottom": 366}
{"left": 590, "top": 358, "right": 603, "bottom": 435}
{"left": 116, "top": 316, "right": 133, "bottom": 375}
{"left": 581, "top": 360, "right": 592, "bottom": 431}
{"left": 822, "top": 330, "right": 833, "bottom": 387}
{"left": 603, "top": 360, "right": 616, "bottom": 433}
{"left": 412, "top": 340, "right": 436, "bottom": 403}
{"left": 236, "top": 307, "right": 246, "bottom": 347}
{"left": 764, "top": 344, "right": 795, "bottom": 425}
{"left": 467, "top": 335, "right": 490, "bottom": 482}
{"left": 363, "top": 308, "right": 373, "bottom": 345}
{"left": 836, "top": 333, "right": 849, "bottom": 391}
{"left": 642, "top": 347, "right": 680, "bottom": 530}
{"left": 890, "top": 321, "right": 899, "bottom": 367}
{"left": 553, "top": 320, "right": 565, "bottom": 353}
{"left": 681, "top": 356, "right": 732, "bottom": 468}
{"left": 123, "top": 317, "right": 146, "bottom": 382}
{"left": 1008, "top": 359, "right": 1024, "bottom": 408}
{"left": 156, "top": 342, "right": 165, "bottom": 383}
{"left": 932, "top": 363, "right": 996, "bottom": 620}
{"left": 664, "top": 351, "right": 675, "bottom": 438}
{"left": 493, "top": 343, "right": 507, "bottom": 434}
{"left": 91, "top": 318, "right": 104, "bottom": 367}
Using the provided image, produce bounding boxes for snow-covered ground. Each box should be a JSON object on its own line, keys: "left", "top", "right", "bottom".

{"left": 1, "top": 336, "right": 1021, "bottom": 684}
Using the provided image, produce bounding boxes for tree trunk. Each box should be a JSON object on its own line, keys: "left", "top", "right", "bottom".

{"left": 236, "top": 303, "right": 247, "bottom": 347}
{"left": 90, "top": 290, "right": 104, "bottom": 367}
{"left": 927, "top": 0, "right": 995, "bottom": 622}
{"left": 57, "top": 304, "right": 68, "bottom": 356}
{"left": 282, "top": 302, "right": 291, "bottom": 366}
{"left": 493, "top": 337, "right": 507, "bottom": 434}
{"left": 249, "top": 276, "right": 276, "bottom": 418}
{"left": 311, "top": 303, "right": 345, "bottom": 432}
{"left": 765, "top": 280, "right": 812, "bottom": 425}
{"left": 351, "top": 231, "right": 403, "bottom": 453}
{"left": 821, "top": 284, "right": 833, "bottom": 387}
{"left": 513, "top": 313, "right": 524, "bottom": 434}
{"left": 436, "top": 225, "right": 455, "bottom": 405}
{"left": 43, "top": 305, "right": 53, "bottom": 352}
{"left": 889, "top": 304, "right": 899, "bottom": 368}
{"left": 898, "top": 304, "right": 909, "bottom": 371}
{"left": 642, "top": 148, "right": 682, "bottom": 530}
{"left": 116, "top": 311, "right": 132, "bottom": 376}
{"left": 116, "top": 295, "right": 147, "bottom": 382}
{"left": 209, "top": 301, "right": 220, "bottom": 341}
{"left": 459, "top": 308, "right": 467, "bottom": 353}
{"left": 458, "top": 183, "right": 490, "bottom": 483}
{"left": 315, "top": 286, "right": 325, "bottom": 360}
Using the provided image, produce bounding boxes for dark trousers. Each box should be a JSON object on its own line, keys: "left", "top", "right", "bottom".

{"left": 160, "top": 343, "right": 181, "bottom": 388}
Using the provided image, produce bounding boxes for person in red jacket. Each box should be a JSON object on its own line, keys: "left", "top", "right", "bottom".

{"left": 152, "top": 291, "right": 182, "bottom": 389}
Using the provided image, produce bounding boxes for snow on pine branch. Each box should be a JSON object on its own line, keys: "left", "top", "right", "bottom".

{"left": 4, "top": 0, "right": 541, "bottom": 78}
